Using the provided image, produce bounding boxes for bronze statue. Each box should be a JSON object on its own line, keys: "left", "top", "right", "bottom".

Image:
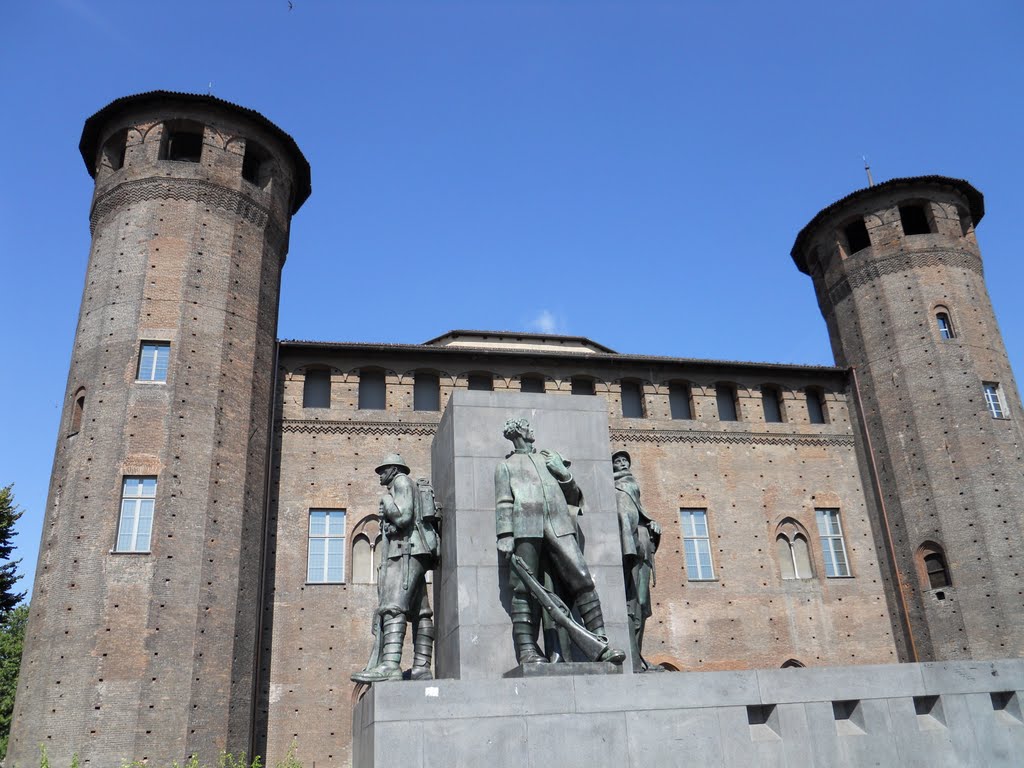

{"left": 352, "top": 453, "right": 439, "bottom": 683}
{"left": 495, "top": 417, "right": 625, "bottom": 666}
{"left": 613, "top": 450, "right": 661, "bottom": 671}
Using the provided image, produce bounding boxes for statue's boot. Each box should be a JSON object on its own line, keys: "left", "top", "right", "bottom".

{"left": 577, "top": 590, "right": 626, "bottom": 665}
{"left": 352, "top": 614, "right": 406, "bottom": 683}
{"left": 512, "top": 597, "right": 547, "bottom": 664}
{"left": 409, "top": 615, "right": 435, "bottom": 681}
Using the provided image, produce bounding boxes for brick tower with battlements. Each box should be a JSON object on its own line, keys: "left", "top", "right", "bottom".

{"left": 7, "top": 92, "right": 310, "bottom": 767}
{"left": 792, "top": 176, "right": 1024, "bottom": 662}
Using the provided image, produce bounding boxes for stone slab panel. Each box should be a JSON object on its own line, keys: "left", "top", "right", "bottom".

{"left": 756, "top": 662, "right": 926, "bottom": 703}
{"left": 433, "top": 390, "right": 633, "bottom": 679}
{"left": 525, "top": 712, "right": 628, "bottom": 768}
{"left": 574, "top": 667, "right": 760, "bottom": 711}
{"left": 422, "top": 717, "right": 528, "bottom": 768}
{"left": 624, "top": 707, "right": 725, "bottom": 767}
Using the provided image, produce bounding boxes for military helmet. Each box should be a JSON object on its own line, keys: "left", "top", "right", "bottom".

{"left": 375, "top": 453, "right": 411, "bottom": 475}
{"left": 611, "top": 449, "right": 632, "bottom": 465}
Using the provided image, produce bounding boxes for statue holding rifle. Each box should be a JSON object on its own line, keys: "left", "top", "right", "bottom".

{"left": 494, "top": 417, "right": 625, "bottom": 666}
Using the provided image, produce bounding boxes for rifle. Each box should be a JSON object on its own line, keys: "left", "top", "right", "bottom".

{"left": 509, "top": 554, "right": 612, "bottom": 663}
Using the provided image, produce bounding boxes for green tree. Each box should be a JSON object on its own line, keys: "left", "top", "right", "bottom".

{"left": 0, "top": 486, "right": 24, "bottom": 614}
{"left": 0, "top": 603, "right": 28, "bottom": 759}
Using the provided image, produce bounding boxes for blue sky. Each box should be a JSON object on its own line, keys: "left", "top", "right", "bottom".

{"left": 2, "top": 1, "right": 1023, "bottom": 596}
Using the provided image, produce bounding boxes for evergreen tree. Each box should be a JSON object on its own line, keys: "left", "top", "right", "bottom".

{"left": 0, "top": 604, "right": 28, "bottom": 760}
{"left": 0, "top": 486, "right": 23, "bottom": 614}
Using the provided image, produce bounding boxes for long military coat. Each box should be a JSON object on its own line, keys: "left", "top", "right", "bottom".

{"left": 495, "top": 448, "right": 583, "bottom": 540}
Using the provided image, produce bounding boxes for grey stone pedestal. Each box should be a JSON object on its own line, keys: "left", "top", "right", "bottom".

{"left": 353, "top": 660, "right": 1024, "bottom": 768}
{"left": 430, "top": 390, "right": 632, "bottom": 679}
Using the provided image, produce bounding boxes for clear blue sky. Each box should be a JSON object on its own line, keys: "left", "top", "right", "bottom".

{"left": 2, "top": 1, "right": 1023, "bottom": 596}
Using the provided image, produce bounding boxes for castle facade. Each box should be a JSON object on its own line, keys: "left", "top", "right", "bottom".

{"left": 8, "top": 93, "right": 1023, "bottom": 768}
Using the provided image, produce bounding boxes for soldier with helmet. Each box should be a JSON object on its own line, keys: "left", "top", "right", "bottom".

{"left": 352, "top": 453, "right": 439, "bottom": 683}
{"left": 612, "top": 449, "right": 661, "bottom": 670}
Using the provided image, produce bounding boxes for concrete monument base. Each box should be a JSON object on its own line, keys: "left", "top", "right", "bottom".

{"left": 353, "top": 659, "right": 1024, "bottom": 768}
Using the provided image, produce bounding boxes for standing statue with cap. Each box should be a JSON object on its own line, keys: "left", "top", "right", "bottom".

{"left": 495, "top": 417, "right": 625, "bottom": 666}
{"left": 612, "top": 449, "right": 661, "bottom": 671}
{"left": 352, "top": 453, "right": 440, "bottom": 683}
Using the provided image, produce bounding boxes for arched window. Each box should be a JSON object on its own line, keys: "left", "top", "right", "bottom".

{"left": 352, "top": 533, "right": 385, "bottom": 584}
{"left": 916, "top": 541, "right": 951, "bottom": 590}
{"left": 242, "top": 138, "right": 272, "bottom": 188}
{"left": 352, "top": 534, "right": 372, "bottom": 583}
{"left": 934, "top": 308, "right": 956, "bottom": 340}
{"left": 781, "top": 659, "right": 805, "bottom": 669}
{"left": 70, "top": 387, "right": 86, "bottom": 434}
{"left": 775, "top": 519, "right": 813, "bottom": 580}
{"left": 160, "top": 120, "right": 204, "bottom": 163}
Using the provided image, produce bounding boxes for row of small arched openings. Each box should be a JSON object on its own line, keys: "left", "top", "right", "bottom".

{"left": 294, "top": 365, "right": 834, "bottom": 423}
{"left": 97, "top": 119, "right": 276, "bottom": 189}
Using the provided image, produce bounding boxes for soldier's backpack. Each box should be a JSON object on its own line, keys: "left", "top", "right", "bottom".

{"left": 413, "top": 478, "right": 441, "bottom": 563}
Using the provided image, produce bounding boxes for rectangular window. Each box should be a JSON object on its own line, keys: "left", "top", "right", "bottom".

{"left": 303, "top": 369, "right": 331, "bottom": 408}
{"left": 358, "top": 370, "right": 386, "bottom": 410}
{"left": 620, "top": 381, "right": 645, "bottom": 418}
{"left": 762, "top": 386, "right": 783, "bottom": 423}
{"left": 680, "top": 508, "right": 715, "bottom": 580}
{"left": 806, "top": 389, "right": 826, "bottom": 424}
{"left": 307, "top": 509, "right": 346, "bottom": 583}
{"left": 520, "top": 375, "right": 545, "bottom": 394}
{"left": 716, "top": 384, "right": 738, "bottom": 421}
{"left": 414, "top": 372, "right": 440, "bottom": 411}
{"left": 137, "top": 342, "right": 170, "bottom": 382}
{"left": 116, "top": 476, "right": 156, "bottom": 552}
{"left": 816, "top": 509, "right": 850, "bottom": 577}
{"left": 669, "top": 382, "right": 692, "bottom": 420}
{"left": 571, "top": 377, "right": 595, "bottom": 396}
{"left": 984, "top": 383, "right": 1005, "bottom": 419}
{"left": 467, "top": 373, "right": 493, "bottom": 391}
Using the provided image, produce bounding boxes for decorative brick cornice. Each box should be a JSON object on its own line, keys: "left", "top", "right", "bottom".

{"left": 281, "top": 419, "right": 440, "bottom": 436}
{"left": 610, "top": 429, "right": 855, "bottom": 447}
{"left": 280, "top": 418, "right": 852, "bottom": 446}
{"left": 90, "top": 177, "right": 286, "bottom": 249}
{"left": 827, "top": 248, "right": 981, "bottom": 307}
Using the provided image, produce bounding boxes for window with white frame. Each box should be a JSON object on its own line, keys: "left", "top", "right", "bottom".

{"left": 308, "top": 509, "right": 346, "bottom": 583}
{"left": 815, "top": 509, "right": 851, "bottom": 577}
{"left": 680, "top": 508, "right": 715, "bottom": 580}
{"left": 936, "top": 312, "right": 955, "bottom": 340}
{"left": 137, "top": 342, "right": 170, "bottom": 382}
{"left": 983, "top": 383, "right": 1005, "bottom": 419}
{"left": 116, "top": 476, "right": 156, "bottom": 552}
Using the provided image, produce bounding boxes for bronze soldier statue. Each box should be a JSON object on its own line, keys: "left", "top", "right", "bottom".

{"left": 495, "top": 417, "right": 625, "bottom": 666}
{"left": 613, "top": 450, "right": 661, "bottom": 671}
{"left": 352, "top": 453, "right": 438, "bottom": 683}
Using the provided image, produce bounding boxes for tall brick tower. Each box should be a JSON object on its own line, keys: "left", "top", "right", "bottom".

{"left": 8, "top": 92, "right": 309, "bottom": 767}
{"left": 792, "top": 176, "right": 1024, "bottom": 662}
